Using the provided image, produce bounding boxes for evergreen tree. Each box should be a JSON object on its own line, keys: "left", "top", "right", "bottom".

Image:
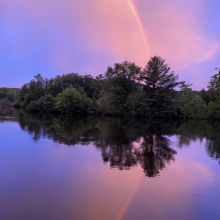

{"left": 207, "top": 73, "right": 220, "bottom": 102}
{"left": 141, "top": 56, "right": 180, "bottom": 118}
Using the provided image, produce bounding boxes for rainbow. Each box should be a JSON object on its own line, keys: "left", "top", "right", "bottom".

{"left": 126, "top": 0, "right": 151, "bottom": 59}
{"left": 116, "top": 171, "right": 143, "bottom": 220}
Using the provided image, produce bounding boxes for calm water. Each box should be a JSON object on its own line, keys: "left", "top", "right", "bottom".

{"left": 0, "top": 105, "right": 220, "bottom": 220}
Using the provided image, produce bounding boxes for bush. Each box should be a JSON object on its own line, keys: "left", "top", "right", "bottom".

{"left": 13, "top": 100, "right": 21, "bottom": 107}
{"left": 182, "top": 95, "right": 207, "bottom": 118}
{"left": 55, "top": 87, "right": 93, "bottom": 115}
{"left": 20, "top": 99, "right": 29, "bottom": 108}
{"left": 24, "top": 95, "right": 56, "bottom": 113}
{"left": 7, "top": 91, "right": 16, "bottom": 102}
{"left": 25, "top": 101, "right": 37, "bottom": 112}
{"left": 207, "top": 101, "right": 220, "bottom": 119}
{"left": 43, "top": 94, "right": 56, "bottom": 112}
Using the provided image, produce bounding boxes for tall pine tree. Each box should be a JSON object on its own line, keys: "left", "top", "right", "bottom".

{"left": 141, "top": 56, "right": 180, "bottom": 118}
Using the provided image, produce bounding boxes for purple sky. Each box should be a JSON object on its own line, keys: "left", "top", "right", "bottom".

{"left": 0, "top": 0, "right": 220, "bottom": 90}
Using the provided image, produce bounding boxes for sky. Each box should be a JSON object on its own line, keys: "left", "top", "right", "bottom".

{"left": 0, "top": 0, "right": 220, "bottom": 90}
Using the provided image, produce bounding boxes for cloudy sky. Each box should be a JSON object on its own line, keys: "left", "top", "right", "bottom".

{"left": 0, "top": 0, "right": 220, "bottom": 89}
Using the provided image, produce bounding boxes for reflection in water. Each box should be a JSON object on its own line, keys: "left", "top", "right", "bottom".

{"left": 1, "top": 106, "right": 220, "bottom": 220}
{"left": 139, "top": 135, "right": 176, "bottom": 177}
{"left": 0, "top": 102, "right": 17, "bottom": 120}
{"left": 11, "top": 109, "right": 178, "bottom": 177}
{"left": 1, "top": 106, "right": 220, "bottom": 177}
{"left": 175, "top": 120, "right": 220, "bottom": 164}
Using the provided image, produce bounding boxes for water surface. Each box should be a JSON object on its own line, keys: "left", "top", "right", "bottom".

{"left": 0, "top": 105, "right": 220, "bottom": 220}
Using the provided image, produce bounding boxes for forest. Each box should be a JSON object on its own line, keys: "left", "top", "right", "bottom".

{"left": 1, "top": 56, "right": 220, "bottom": 119}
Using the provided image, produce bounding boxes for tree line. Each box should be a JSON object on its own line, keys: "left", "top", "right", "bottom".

{"left": 0, "top": 87, "right": 20, "bottom": 103}
{"left": 1, "top": 56, "right": 220, "bottom": 118}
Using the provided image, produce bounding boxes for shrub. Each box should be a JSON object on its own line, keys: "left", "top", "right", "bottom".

{"left": 55, "top": 87, "right": 93, "bottom": 115}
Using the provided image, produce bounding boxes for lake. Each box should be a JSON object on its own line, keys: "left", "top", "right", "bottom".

{"left": 0, "top": 105, "right": 220, "bottom": 220}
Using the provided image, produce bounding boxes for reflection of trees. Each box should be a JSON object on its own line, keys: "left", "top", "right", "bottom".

{"left": 93, "top": 118, "right": 177, "bottom": 177}
{"left": 16, "top": 108, "right": 96, "bottom": 145}
{"left": 11, "top": 111, "right": 177, "bottom": 177}
{"left": 93, "top": 118, "right": 143, "bottom": 170}
{"left": 139, "top": 135, "right": 176, "bottom": 177}
{"left": 1, "top": 106, "right": 220, "bottom": 176}
{"left": 0, "top": 102, "right": 17, "bottom": 119}
{"left": 204, "top": 123, "right": 220, "bottom": 164}
{"left": 173, "top": 120, "right": 220, "bottom": 164}
{"left": 205, "top": 140, "right": 220, "bottom": 164}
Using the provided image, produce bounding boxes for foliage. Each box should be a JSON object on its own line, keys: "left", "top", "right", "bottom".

{"left": 184, "top": 95, "right": 207, "bottom": 118}
{"left": 207, "top": 73, "right": 220, "bottom": 102}
{"left": 25, "top": 94, "right": 56, "bottom": 113}
{"left": 98, "top": 61, "right": 142, "bottom": 115}
{"left": 178, "top": 86, "right": 207, "bottom": 118}
{"left": 198, "top": 88, "right": 209, "bottom": 105}
{"left": 7, "top": 58, "right": 220, "bottom": 118}
{"left": 0, "top": 87, "right": 20, "bottom": 104}
{"left": 141, "top": 56, "right": 180, "bottom": 118}
{"left": 214, "top": 67, "right": 220, "bottom": 81}
{"left": 206, "top": 72, "right": 220, "bottom": 119}
{"left": 207, "top": 101, "right": 220, "bottom": 119}
{"left": 55, "top": 87, "right": 93, "bottom": 115}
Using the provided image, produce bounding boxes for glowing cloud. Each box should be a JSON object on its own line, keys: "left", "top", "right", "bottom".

{"left": 0, "top": 0, "right": 220, "bottom": 88}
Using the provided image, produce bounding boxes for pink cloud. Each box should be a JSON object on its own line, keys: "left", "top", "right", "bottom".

{"left": 0, "top": 0, "right": 148, "bottom": 65}
{"left": 0, "top": 0, "right": 219, "bottom": 88}
{"left": 138, "top": 0, "right": 220, "bottom": 68}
